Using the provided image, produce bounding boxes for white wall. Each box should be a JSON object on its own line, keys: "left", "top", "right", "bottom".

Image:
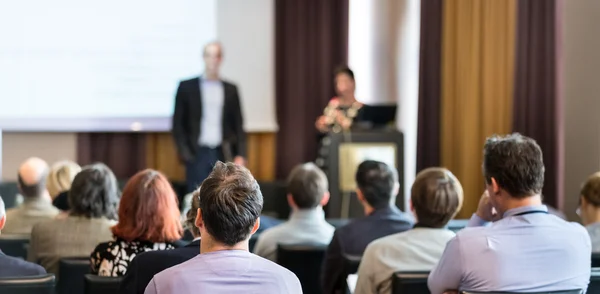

{"left": 348, "top": 0, "right": 421, "bottom": 208}
{"left": 563, "top": 0, "right": 600, "bottom": 220}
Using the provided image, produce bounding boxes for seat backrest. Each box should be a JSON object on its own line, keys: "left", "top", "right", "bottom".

{"left": 84, "top": 274, "right": 122, "bottom": 294}
{"left": 0, "top": 237, "right": 30, "bottom": 260}
{"left": 589, "top": 268, "right": 600, "bottom": 294}
{"left": 461, "top": 291, "right": 581, "bottom": 294}
{"left": 392, "top": 271, "right": 430, "bottom": 294}
{"left": 0, "top": 274, "right": 56, "bottom": 294}
{"left": 277, "top": 243, "right": 328, "bottom": 294}
{"left": 335, "top": 254, "right": 361, "bottom": 294}
{"left": 57, "top": 257, "right": 90, "bottom": 294}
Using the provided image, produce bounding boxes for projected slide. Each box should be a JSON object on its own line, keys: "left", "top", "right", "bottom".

{"left": 0, "top": 0, "right": 216, "bottom": 129}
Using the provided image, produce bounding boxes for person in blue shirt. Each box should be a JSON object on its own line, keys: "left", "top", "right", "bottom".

{"left": 428, "top": 133, "right": 591, "bottom": 294}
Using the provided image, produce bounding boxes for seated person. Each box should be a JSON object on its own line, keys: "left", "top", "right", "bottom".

{"left": 0, "top": 197, "right": 46, "bottom": 277}
{"left": 2, "top": 157, "right": 59, "bottom": 237}
{"left": 577, "top": 171, "right": 600, "bottom": 252}
{"left": 118, "top": 187, "right": 202, "bottom": 294}
{"left": 254, "top": 163, "right": 334, "bottom": 262}
{"left": 145, "top": 162, "right": 302, "bottom": 294}
{"left": 355, "top": 167, "right": 463, "bottom": 294}
{"left": 322, "top": 160, "right": 414, "bottom": 294}
{"left": 91, "top": 169, "right": 182, "bottom": 277}
{"left": 47, "top": 160, "right": 81, "bottom": 211}
{"left": 428, "top": 134, "right": 590, "bottom": 293}
{"left": 28, "top": 163, "right": 119, "bottom": 276}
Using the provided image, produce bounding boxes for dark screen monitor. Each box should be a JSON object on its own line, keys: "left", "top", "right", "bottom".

{"left": 359, "top": 104, "right": 397, "bottom": 128}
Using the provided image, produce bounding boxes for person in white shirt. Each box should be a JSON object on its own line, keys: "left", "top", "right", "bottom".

{"left": 254, "top": 162, "right": 335, "bottom": 262}
{"left": 354, "top": 167, "right": 463, "bottom": 294}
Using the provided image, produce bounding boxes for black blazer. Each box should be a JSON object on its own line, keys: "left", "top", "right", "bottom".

{"left": 172, "top": 77, "right": 246, "bottom": 162}
{"left": 0, "top": 250, "right": 46, "bottom": 278}
{"left": 321, "top": 206, "right": 414, "bottom": 294}
{"left": 118, "top": 240, "right": 200, "bottom": 294}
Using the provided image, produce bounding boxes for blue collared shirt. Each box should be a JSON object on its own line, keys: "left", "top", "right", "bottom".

{"left": 198, "top": 78, "right": 224, "bottom": 148}
{"left": 428, "top": 205, "right": 591, "bottom": 294}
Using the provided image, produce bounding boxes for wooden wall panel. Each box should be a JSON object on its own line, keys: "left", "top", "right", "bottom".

{"left": 145, "top": 132, "right": 276, "bottom": 182}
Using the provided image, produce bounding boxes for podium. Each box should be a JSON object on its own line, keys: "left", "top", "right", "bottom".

{"left": 321, "top": 129, "right": 404, "bottom": 218}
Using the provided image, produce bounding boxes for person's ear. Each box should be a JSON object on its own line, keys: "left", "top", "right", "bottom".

{"left": 250, "top": 217, "right": 261, "bottom": 235}
{"left": 320, "top": 192, "right": 330, "bottom": 206}
{"left": 491, "top": 177, "right": 501, "bottom": 195}
{"left": 287, "top": 194, "right": 297, "bottom": 209}
{"left": 195, "top": 208, "right": 203, "bottom": 229}
{"left": 0, "top": 215, "right": 5, "bottom": 230}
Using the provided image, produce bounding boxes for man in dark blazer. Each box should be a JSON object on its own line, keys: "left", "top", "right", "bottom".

{"left": 172, "top": 42, "right": 246, "bottom": 193}
{"left": 321, "top": 161, "right": 414, "bottom": 294}
{"left": 0, "top": 197, "right": 46, "bottom": 277}
{"left": 118, "top": 191, "right": 202, "bottom": 294}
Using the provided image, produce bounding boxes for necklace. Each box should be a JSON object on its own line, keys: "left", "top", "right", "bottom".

{"left": 323, "top": 99, "right": 362, "bottom": 133}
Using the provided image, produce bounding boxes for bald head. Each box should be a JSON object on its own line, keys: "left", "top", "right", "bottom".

{"left": 203, "top": 41, "right": 223, "bottom": 79}
{"left": 18, "top": 157, "right": 50, "bottom": 198}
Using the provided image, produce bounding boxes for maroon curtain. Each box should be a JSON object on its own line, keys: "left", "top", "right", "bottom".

{"left": 512, "top": 0, "right": 563, "bottom": 209}
{"left": 416, "top": 0, "right": 443, "bottom": 173}
{"left": 275, "top": 0, "right": 349, "bottom": 179}
{"left": 77, "top": 133, "right": 146, "bottom": 179}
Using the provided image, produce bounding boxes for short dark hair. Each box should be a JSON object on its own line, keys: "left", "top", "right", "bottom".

{"left": 199, "top": 161, "right": 263, "bottom": 246}
{"left": 17, "top": 172, "right": 48, "bottom": 198}
{"left": 483, "top": 133, "right": 545, "bottom": 198}
{"left": 69, "top": 163, "right": 119, "bottom": 220}
{"left": 287, "top": 163, "right": 328, "bottom": 209}
{"left": 411, "top": 168, "right": 463, "bottom": 228}
{"left": 334, "top": 66, "right": 355, "bottom": 81}
{"left": 355, "top": 160, "right": 398, "bottom": 209}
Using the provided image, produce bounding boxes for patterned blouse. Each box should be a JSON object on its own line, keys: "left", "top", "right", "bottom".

{"left": 90, "top": 238, "right": 176, "bottom": 277}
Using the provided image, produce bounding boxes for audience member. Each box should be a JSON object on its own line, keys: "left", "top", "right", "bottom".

{"left": 47, "top": 160, "right": 81, "bottom": 211}
{"left": 355, "top": 167, "right": 463, "bottom": 294}
{"left": 144, "top": 162, "right": 301, "bottom": 294}
{"left": 0, "top": 196, "right": 46, "bottom": 277}
{"left": 578, "top": 171, "right": 600, "bottom": 252}
{"left": 28, "top": 163, "right": 119, "bottom": 276}
{"left": 322, "top": 160, "right": 414, "bottom": 294}
{"left": 2, "top": 157, "right": 59, "bottom": 237}
{"left": 119, "top": 187, "right": 201, "bottom": 294}
{"left": 90, "top": 169, "right": 182, "bottom": 276}
{"left": 428, "top": 134, "right": 591, "bottom": 293}
{"left": 254, "top": 163, "right": 334, "bottom": 261}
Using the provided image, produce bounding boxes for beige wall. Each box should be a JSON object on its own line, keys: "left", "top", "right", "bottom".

{"left": 563, "top": 0, "right": 600, "bottom": 220}
{"left": 1, "top": 132, "right": 77, "bottom": 181}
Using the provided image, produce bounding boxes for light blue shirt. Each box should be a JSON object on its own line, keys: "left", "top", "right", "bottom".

{"left": 144, "top": 250, "right": 302, "bottom": 294}
{"left": 198, "top": 78, "right": 224, "bottom": 148}
{"left": 428, "top": 205, "right": 591, "bottom": 294}
{"left": 586, "top": 222, "right": 600, "bottom": 253}
{"left": 253, "top": 207, "right": 335, "bottom": 262}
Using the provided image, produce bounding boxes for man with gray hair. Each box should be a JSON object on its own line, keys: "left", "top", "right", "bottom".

{"left": 2, "top": 157, "right": 59, "bottom": 237}
{"left": 253, "top": 162, "right": 334, "bottom": 261}
{"left": 0, "top": 196, "right": 47, "bottom": 277}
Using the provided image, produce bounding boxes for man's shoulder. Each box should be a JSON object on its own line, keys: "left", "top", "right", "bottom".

{"left": 180, "top": 77, "right": 200, "bottom": 84}
{"left": 0, "top": 254, "right": 45, "bottom": 276}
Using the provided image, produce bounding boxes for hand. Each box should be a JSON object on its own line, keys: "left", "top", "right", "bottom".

{"left": 443, "top": 291, "right": 458, "bottom": 294}
{"left": 476, "top": 190, "right": 499, "bottom": 222}
{"left": 315, "top": 116, "right": 330, "bottom": 133}
{"left": 233, "top": 156, "right": 245, "bottom": 166}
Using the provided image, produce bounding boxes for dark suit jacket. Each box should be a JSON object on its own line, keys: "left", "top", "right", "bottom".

{"left": 118, "top": 240, "right": 200, "bottom": 294}
{"left": 172, "top": 77, "right": 246, "bottom": 161}
{"left": 52, "top": 191, "right": 70, "bottom": 211}
{"left": 0, "top": 250, "right": 46, "bottom": 278}
{"left": 321, "top": 206, "right": 414, "bottom": 294}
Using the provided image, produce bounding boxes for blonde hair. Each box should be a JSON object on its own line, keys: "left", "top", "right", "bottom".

{"left": 47, "top": 160, "right": 82, "bottom": 198}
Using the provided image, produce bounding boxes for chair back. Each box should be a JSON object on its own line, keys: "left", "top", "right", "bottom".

{"left": 589, "top": 268, "right": 600, "bottom": 294}
{"left": 392, "top": 271, "right": 430, "bottom": 294}
{"left": 0, "top": 237, "right": 30, "bottom": 260}
{"left": 84, "top": 274, "right": 122, "bottom": 294}
{"left": 0, "top": 274, "right": 55, "bottom": 294}
{"left": 336, "top": 254, "right": 361, "bottom": 294}
{"left": 461, "top": 291, "right": 581, "bottom": 294}
{"left": 57, "top": 257, "right": 90, "bottom": 294}
{"left": 277, "top": 243, "right": 328, "bottom": 294}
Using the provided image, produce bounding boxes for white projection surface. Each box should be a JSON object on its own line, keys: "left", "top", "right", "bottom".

{"left": 0, "top": 0, "right": 275, "bottom": 132}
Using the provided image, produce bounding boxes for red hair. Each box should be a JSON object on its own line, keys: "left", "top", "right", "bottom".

{"left": 112, "top": 169, "right": 182, "bottom": 243}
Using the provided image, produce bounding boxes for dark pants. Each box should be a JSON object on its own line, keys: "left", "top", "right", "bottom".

{"left": 185, "top": 146, "right": 224, "bottom": 193}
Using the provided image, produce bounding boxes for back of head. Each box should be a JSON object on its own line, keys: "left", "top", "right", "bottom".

{"left": 411, "top": 168, "right": 463, "bottom": 228}
{"left": 355, "top": 160, "right": 398, "bottom": 209}
{"left": 286, "top": 163, "right": 328, "bottom": 209}
{"left": 199, "top": 161, "right": 263, "bottom": 246}
{"left": 581, "top": 172, "right": 600, "bottom": 207}
{"left": 483, "top": 133, "right": 544, "bottom": 198}
{"left": 17, "top": 157, "right": 50, "bottom": 199}
{"left": 112, "top": 169, "right": 182, "bottom": 243}
{"left": 69, "top": 163, "right": 119, "bottom": 220}
{"left": 47, "top": 160, "right": 82, "bottom": 198}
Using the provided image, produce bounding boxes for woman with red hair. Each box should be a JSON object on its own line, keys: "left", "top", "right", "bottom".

{"left": 90, "top": 169, "right": 183, "bottom": 277}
